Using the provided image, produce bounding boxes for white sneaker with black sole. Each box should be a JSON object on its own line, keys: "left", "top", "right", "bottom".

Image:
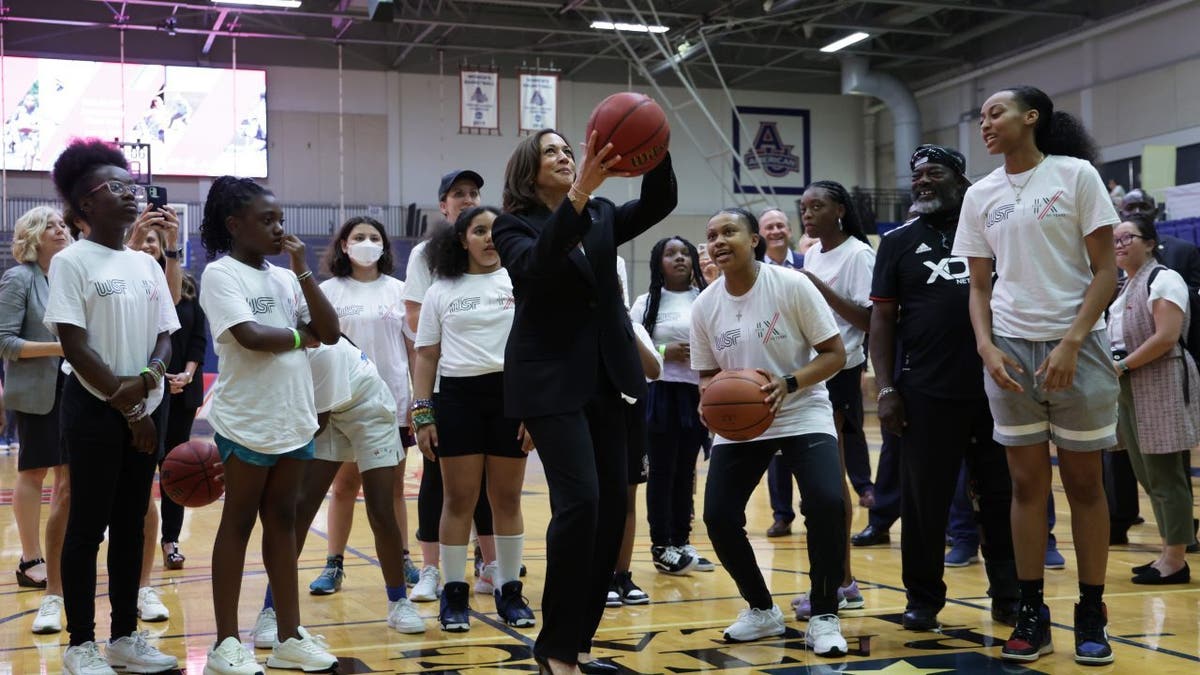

{"left": 204, "top": 636, "right": 263, "bottom": 675}
{"left": 136, "top": 587, "right": 169, "bottom": 622}
{"left": 410, "top": 565, "right": 441, "bottom": 602}
{"left": 251, "top": 608, "right": 277, "bottom": 649}
{"left": 106, "top": 631, "right": 179, "bottom": 673}
{"left": 63, "top": 642, "right": 116, "bottom": 675}
{"left": 387, "top": 598, "right": 426, "bottom": 634}
{"left": 651, "top": 545, "right": 697, "bottom": 576}
{"left": 681, "top": 544, "right": 716, "bottom": 572}
{"left": 723, "top": 605, "right": 786, "bottom": 643}
{"left": 267, "top": 626, "right": 337, "bottom": 672}
{"left": 806, "top": 614, "right": 848, "bottom": 657}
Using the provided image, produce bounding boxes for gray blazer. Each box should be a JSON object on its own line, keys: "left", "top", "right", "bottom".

{"left": 0, "top": 262, "right": 62, "bottom": 414}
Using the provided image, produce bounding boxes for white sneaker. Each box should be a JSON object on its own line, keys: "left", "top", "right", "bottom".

{"left": 106, "top": 631, "right": 179, "bottom": 673}
{"left": 387, "top": 597, "right": 426, "bottom": 634}
{"left": 410, "top": 565, "right": 441, "bottom": 602}
{"left": 682, "top": 544, "right": 716, "bottom": 572}
{"left": 204, "top": 636, "right": 263, "bottom": 675}
{"left": 806, "top": 613, "right": 848, "bottom": 657}
{"left": 32, "top": 594, "right": 64, "bottom": 634}
{"left": 63, "top": 642, "right": 116, "bottom": 675}
{"left": 474, "top": 561, "right": 498, "bottom": 595}
{"left": 136, "top": 587, "right": 169, "bottom": 622}
{"left": 267, "top": 626, "right": 337, "bottom": 671}
{"left": 251, "top": 607, "right": 277, "bottom": 649}
{"left": 723, "top": 605, "right": 786, "bottom": 643}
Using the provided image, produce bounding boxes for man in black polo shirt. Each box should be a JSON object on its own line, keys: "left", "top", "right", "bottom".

{"left": 869, "top": 145, "right": 1019, "bottom": 630}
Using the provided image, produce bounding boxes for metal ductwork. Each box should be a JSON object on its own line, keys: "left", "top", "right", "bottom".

{"left": 840, "top": 55, "right": 920, "bottom": 190}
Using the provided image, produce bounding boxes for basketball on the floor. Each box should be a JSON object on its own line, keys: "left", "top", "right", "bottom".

{"left": 585, "top": 92, "right": 669, "bottom": 176}
{"left": 700, "top": 369, "right": 776, "bottom": 441}
{"left": 160, "top": 440, "right": 224, "bottom": 507}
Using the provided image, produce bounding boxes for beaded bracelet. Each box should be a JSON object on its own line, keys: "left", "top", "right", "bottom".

{"left": 411, "top": 398, "right": 435, "bottom": 411}
{"left": 296, "top": 270, "right": 313, "bottom": 282}
{"left": 412, "top": 408, "right": 436, "bottom": 429}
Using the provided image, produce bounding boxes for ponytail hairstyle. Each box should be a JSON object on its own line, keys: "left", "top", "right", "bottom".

{"left": 806, "top": 180, "right": 871, "bottom": 247}
{"left": 640, "top": 236, "right": 707, "bottom": 335}
{"left": 1007, "top": 86, "right": 1099, "bottom": 163}
{"left": 200, "top": 176, "right": 271, "bottom": 260}
{"left": 428, "top": 205, "right": 501, "bottom": 279}
{"left": 714, "top": 207, "right": 768, "bottom": 261}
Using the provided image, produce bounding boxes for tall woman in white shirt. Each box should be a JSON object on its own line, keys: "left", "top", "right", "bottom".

{"left": 953, "top": 85, "right": 1119, "bottom": 665}
{"left": 307, "top": 216, "right": 416, "bottom": 595}
{"left": 412, "top": 206, "right": 534, "bottom": 632}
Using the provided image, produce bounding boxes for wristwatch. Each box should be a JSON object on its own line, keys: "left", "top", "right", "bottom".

{"left": 164, "top": 247, "right": 184, "bottom": 259}
{"left": 783, "top": 374, "right": 798, "bottom": 394}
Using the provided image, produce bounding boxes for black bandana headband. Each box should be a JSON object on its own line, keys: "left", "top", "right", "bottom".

{"left": 910, "top": 144, "right": 967, "bottom": 177}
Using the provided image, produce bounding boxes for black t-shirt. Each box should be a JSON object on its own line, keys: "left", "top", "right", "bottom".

{"left": 870, "top": 215, "right": 984, "bottom": 399}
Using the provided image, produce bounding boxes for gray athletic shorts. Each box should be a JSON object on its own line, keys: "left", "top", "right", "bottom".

{"left": 983, "top": 330, "right": 1118, "bottom": 451}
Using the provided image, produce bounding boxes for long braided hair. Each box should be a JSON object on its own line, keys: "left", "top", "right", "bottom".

{"left": 200, "top": 176, "right": 271, "bottom": 259}
{"left": 806, "top": 180, "right": 871, "bottom": 247}
{"left": 640, "top": 236, "right": 707, "bottom": 335}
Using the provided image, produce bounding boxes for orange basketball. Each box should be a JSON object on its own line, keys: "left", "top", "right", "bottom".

{"left": 160, "top": 439, "right": 224, "bottom": 508}
{"left": 700, "top": 369, "right": 776, "bottom": 442}
{"left": 585, "top": 92, "right": 670, "bottom": 176}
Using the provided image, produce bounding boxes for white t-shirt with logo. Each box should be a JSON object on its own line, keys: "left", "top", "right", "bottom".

{"left": 631, "top": 288, "right": 701, "bottom": 385}
{"left": 1108, "top": 266, "right": 1190, "bottom": 352}
{"left": 415, "top": 268, "right": 514, "bottom": 378}
{"left": 617, "top": 255, "right": 630, "bottom": 309}
{"left": 44, "top": 239, "right": 180, "bottom": 412}
{"left": 953, "top": 154, "right": 1120, "bottom": 341}
{"left": 402, "top": 240, "right": 434, "bottom": 304}
{"left": 802, "top": 237, "right": 875, "bottom": 369}
{"left": 308, "top": 337, "right": 393, "bottom": 415}
{"left": 690, "top": 263, "right": 840, "bottom": 445}
{"left": 200, "top": 257, "right": 316, "bottom": 453}
{"left": 319, "top": 275, "right": 410, "bottom": 416}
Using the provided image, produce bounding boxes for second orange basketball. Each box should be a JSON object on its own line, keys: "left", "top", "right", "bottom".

{"left": 585, "top": 92, "right": 670, "bottom": 176}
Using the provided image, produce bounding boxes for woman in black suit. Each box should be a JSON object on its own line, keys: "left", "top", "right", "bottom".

{"left": 492, "top": 129, "right": 676, "bottom": 674}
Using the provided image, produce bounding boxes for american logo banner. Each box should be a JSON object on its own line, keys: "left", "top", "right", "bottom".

{"left": 732, "top": 106, "right": 811, "bottom": 195}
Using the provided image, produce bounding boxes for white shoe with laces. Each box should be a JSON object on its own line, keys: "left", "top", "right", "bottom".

{"left": 267, "top": 626, "right": 337, "bottom": 671}
{"left": 474, "top": 561, "right": 498, "bottom": 595}
{"left": 136, "top": 587, "right": 170, "bottom": 622}
{"left": 681, "top": 544, "right": 716, "bottom": 572}
{"left": 251, "top": 608, "right": 277, "bottom": 649}
{"left": 203, "top": 636, "right": 263, "bottom": 675}
{"left": 387, "top": 597, "right": 426, "bottom": 634}
{"left": 722, "top": 605, "right": 786, "bottom": 643}
{"left": 63, "top": 641, "right": 116, "bottom": 675}
{"left": 31, "top": 594, "right": 63, "bottom": 634}
{"left": 806, "top": 613, "right": 849, "bottom": 657}
{"left": 410, "top": 565, "right": 441, "bottom": 602}
{"left": 106, "top": 631, "right": 179, "bottom": 673}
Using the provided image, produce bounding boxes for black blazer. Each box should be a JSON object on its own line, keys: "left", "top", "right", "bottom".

{"left": 493, "top": 155, "right": 677, "bottom": 419}
{"left": 1157, "top": 234, "right": 1200, "bottom": 291}
{"left": 168, "top": 295, "right": 208, "bottom": 410}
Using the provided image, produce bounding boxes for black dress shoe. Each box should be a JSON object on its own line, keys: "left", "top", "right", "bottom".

{"left": 1132, "top": 562, "right": 1190, "bottom": 585}
{"left": 1131, "top": 560, "right": 1157, "bottom": 575}
{"left": 767, "top": 519, "right": 793, "bottom": 538}
{"left": 851, "top": 524, "right": 890, "bottom": 547}
{"left": 578, "top": 658, "right": 619, "bottom": 674}
{"left": 901, "top": 607, "right": 939, "bottom": 631}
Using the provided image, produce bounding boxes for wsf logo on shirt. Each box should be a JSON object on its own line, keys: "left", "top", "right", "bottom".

{"left": 94, "top": 279, "right": 127, "bottom": 296}
{"left": 449, "top": 297, "right": 481, "bottom": 313}
{"left": 247, "top": 297, "right": 277, "bottom": 315}
{"left": 986, "top": 204, "right": 1016, "bottom": 228}
{"left": 715, "top": 328, "right": 741, "bottom": 351}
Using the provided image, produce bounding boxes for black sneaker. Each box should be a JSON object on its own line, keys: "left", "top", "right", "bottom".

{"left": 439, "top": 581, "right": 471, "bottom": 632}
{"left": 651, "top": 545, "right": 697, "bottom": 575}
{"left": 1074, "top": 602, "right": 1114, "bottom": 665}
{"left": 1001, "top": 604, "right": 1053, "bottom": 662}
{"left": 615, "top": 571, "right": 650, "bottom": 605}
{"left": 606, "top": 579, "right": 621, "bottom": 608}
{"left": 494, "top": 580, "right": 536, "bottom": 628}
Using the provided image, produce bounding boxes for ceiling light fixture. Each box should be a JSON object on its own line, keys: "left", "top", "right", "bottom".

{"left": 819, "top": 31, "right": 870, "bottom": 53}
{"left": 590, "top": 20, "right": 669, "bottom": 34}
{"left": 212, "top": 0, "right": 303, "bottom": 9}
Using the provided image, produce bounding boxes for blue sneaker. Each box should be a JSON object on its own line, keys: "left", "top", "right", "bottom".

{"left": 944, "top": 543, "right": 980, "bottom": 567}
{"left": 403, "top": 554, "right": 420, "bottom": 586}
{"left": 439, "top": 582, "right": 470, "bottom": 632}
{"left": 308, "top": 557, "right": 344, "bottom": 595}
{"left": 494, "top": 580, "right": 536, "bottom": 628}
{"left": 1044, "top": 544, "right": 1066, "bottom": 570}
{"left": 1074, "top": 602, "right": 1114, "bottom": 665}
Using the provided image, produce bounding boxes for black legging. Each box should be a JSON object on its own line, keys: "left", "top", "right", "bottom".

{"left": 159, "top": 395, "right": 198, "bottom": 543}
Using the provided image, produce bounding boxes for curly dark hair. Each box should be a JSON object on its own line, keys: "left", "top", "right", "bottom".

{"left": 805, "top": 180, "right": 871, "bottom": 247}
{"left": 639, "top": 236, "right": 707, "bottom": 335}
{"left": 324, "top": 216, "right": 395, "bottom": 277}
{"left": 1006, "top": 86, "right": 1099, "bottom": 163}
{"left": 200, "top": 176, "right": 271, "bottom": 260}
{"left": 714, "top": 207, "right": 768, "bottom": 261}
{"left": 1122, "top": 211, "right": 1159, "bottom": 256}
{"left": 51, "top": 139, "right": 129, "bottom": 216}
{"left": 503, "top": 129, "right": 571, "bottom": 214}
{"left": 428, "top": 206, "right": 501, "bottom": 279}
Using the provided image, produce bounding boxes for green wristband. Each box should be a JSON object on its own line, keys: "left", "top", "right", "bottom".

{"left": 290, "top": 328, "right": 301, "bottom": 350}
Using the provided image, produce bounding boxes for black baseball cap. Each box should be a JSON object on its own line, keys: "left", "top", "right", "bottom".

{"left": 438, "top": 170, "right": 484, "bottom": 201}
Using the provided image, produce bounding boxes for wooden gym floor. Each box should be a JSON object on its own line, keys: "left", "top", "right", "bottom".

{"left": 2, "top": 418, "right": 1198, "bottom": 674}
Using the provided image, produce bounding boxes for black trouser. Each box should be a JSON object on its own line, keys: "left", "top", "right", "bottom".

{"left": 766, "top": 453, "right": 795, "bottom": 523}
{"left": 828, "top": 365, "right": 873, "bottom": 494}
{"left": 415, "top": 391, "right": 494, "bottom": 544}
{"left": 705, "top": 433, "right": 845, "bottom": 615}
{"left": 1103, "top": 450, "right": 1141, "bottom": 535}
{"left": 645, "top": 381, "right": 706, "bottom": 547}
{"left": 525, "top": 379, "right": 628, "bottom": 664}
{"left": 868, "top": 428, "right": 902, "bottom": 530}
{"left": 160, "top": 396, "right": 199, "bottom": 543}
{"left": 60, "top": 376, "right": 157, "bottom": 645}
{"left": 899, "top": 388, "right": 1017, "bottom": 612}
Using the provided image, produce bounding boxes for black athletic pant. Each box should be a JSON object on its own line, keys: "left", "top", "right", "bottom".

{"left": 705, "top": 433, "right": 845, "bottom": 615}
{"left": 526, "top": 379, "right": 628, "bottom": 664}
{"left": 415, "top": 392, "right": 494, "bottom": 543}
{"left": 60, "top": 376, "right": 157, "bottom": 645}
{"left": 900, "top": 388, "right": 1018, "bottom": 612}
{"left": 868, "top": 428, "right": 902, "bottom": 530}
{"left": 645, "top": 381, "right": 706, "bottom": 547}
{"left": 160, "top": 397, "right": 199, "bottom": 543}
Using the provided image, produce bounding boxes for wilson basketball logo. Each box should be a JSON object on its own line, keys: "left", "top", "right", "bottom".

{"left": 247, "top": 297, "right": 277, "bottom": 315}
{"left": 94, "top": 279, "right": 127, "bottom": 296}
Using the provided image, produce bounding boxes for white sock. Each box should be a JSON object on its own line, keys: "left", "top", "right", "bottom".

{"left": 440, "top": 544, "right": 468, "bottom": 584}
{"left": 494, "top": 533, "right": 524, "bottom": 589}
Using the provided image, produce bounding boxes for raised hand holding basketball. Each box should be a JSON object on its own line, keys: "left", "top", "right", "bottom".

{"left": 573, "top": 129, "right": 629, "bottom": 197}
{"left": 758, "top": 369, "right": 787, "bottom": 414}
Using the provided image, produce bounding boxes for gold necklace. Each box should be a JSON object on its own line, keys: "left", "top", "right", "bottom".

{"left": 1005, "top": 154, "right": 1046, "bottom": 204}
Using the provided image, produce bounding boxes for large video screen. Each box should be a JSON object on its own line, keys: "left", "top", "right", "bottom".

{"left": 2, "top": 57, "right": 267, "bottom": 178}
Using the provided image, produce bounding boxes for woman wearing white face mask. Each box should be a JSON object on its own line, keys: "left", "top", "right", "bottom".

{"left": 302, "top": 217, "right": 417, "bottom": 595}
